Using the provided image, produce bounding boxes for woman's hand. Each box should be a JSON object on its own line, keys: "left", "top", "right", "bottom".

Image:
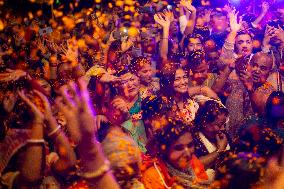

{"left": 111, "top": 98, "right": 129, "bottom": 114}
{"left": 261, "top": 1, "right": 270, "bottom": 15}
{"left": 163, "top": 9, "right": 174, "bottom": 23}
{"left": 154, "top": 13, "right": 171, "bottom": 28}
{"left": 228, "top": 9, "right": 242, "bottom": 33}
{"left": 60, "top": 38, "right": 79, "bottom": 64}
{"left": 216, "top": 133, "right": 228, "bottom": 151}
{"left": 55, "top": 78, "right": 97, "bottom": 143}
{"left": 94, "top": 115, "right": 109, "bottom": 133}
{"left": 263, "top": 25, "right": 278, "bottom": 48}
{"left": 3, "top": 91, "right": 17, "bottom": 113}
{"left": 239, "top": 69, "right": 254, "bottom": 92}
{"left": 18, "top": 90, "right": 45, "bottom": 124}
{"left": 100, "top": 72, "right": 121, "bottom": 83}
{"left": 180, "top": 0, "right": 196, "bottom": 13}
{"left": 0, "top": 69, "right": 27, "bottom": 82}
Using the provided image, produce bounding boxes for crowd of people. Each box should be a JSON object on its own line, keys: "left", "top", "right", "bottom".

{"left": 0, "top": 0, "right": 284, "bottom": 188}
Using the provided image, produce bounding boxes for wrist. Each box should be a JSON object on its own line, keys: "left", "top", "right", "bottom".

{"left": 216, "top": 148, "right": 226, "bottom": 155}
{"left": 230, "top": 30, "right": 238, "bottom": 35}
{"left": 33, "top": 119, "right": 44, "bottom": 125}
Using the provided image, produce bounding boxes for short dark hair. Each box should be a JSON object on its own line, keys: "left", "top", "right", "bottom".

{"left": 148, "top": 120, "right": 193, "bottom": 158}
{"left": 141, "top": 95, "right": 171, "bottom": 121}
{"left": 236, "top": 30, "right": 254, "bottom": 40}
{"left": 195, "top": 100, "right": 228, "bottom": 129}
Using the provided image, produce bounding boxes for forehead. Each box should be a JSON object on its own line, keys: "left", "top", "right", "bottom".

{"left": 188, "top": 38, "right": 202, "bottom": 44}
{"left": 175, "top": 69, "right": 186, "bottom": 77}
{"left": 212, "top": 14, "right": 227, "bottom": 21}
{"left": 252, "top": 55, "right": 272, "bottom": 67}
{"left": 174, "top": 132, "right": 193, "bottom": 144}
{"left": 236, "top": 34, "right": 252, "bottom": 41}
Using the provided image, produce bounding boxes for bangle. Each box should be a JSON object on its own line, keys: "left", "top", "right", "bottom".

{"left": 27, "top": 139, "right": 45, "bottom": 144}
{"left": 216, "top": 149, "right": 226, "bottom": 155}
{"left": 77, "top": 160, "right": 111, "bottom": 179}
{"left": 48, "top": 125, "right": 61, "bottom": 137}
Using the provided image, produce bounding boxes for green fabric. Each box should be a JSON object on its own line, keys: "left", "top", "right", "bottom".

{"left": 122, "top": 96, "right": 147, "bottom": 153}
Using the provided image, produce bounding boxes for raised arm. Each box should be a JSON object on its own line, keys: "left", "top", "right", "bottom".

{"left": 34, "top": 90, "right": 77, "bottom": 176}
{"left": 154, "top": 13, "right": 171, "bottom": 60}
{"left": 180, "top": 0, "right": 197, "bottom": 36}
{"left": 252, "top": 2, "right": 269, "bottom": 28}
{"left": 56, "top": 79, "right": 119, "bottom": 189}
{"left": 17, "top": 90, "right": 45, "bottom": 185}
{"left": 221, "top": 9, "right": 242, "bottom": 59}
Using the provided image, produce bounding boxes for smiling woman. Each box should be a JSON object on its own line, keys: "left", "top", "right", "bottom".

{"left": 141, "top": 120, "right": 209, "bottom": 189}
{"left": 160, "top": 65, "right": 199, "bottom": 125}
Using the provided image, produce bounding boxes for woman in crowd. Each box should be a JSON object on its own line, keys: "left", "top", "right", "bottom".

{"left": 0, "top": 0, "right": 284, "bottom": 188}
{"left": 160, "top": 64, "right": 199, "bottom": 125}
{"left": 142, "top": 120, "right": 209, "bottom": 189}
{"left": 110, "top": 68, "right": 148, "bottom": 153}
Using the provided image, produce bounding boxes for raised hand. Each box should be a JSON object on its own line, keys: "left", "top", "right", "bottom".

{"left": 18, "top": 90, "right": 45, "bottom": 123}
{"left": 94, "top": 115, "right": 109, "bottom": 133}
{"left": 275, "top": 25, "right": 284, "bottom": 43}
{"left": 111, "top": 98, "right": 129, "bottom": 114}
{"left": 228, "top": 9, "right": 242, "bottom": 32}
{"left": 60, "top": 38, "right": 78, "bottom": 64}
{"left": 100, "top": 72, "right": 121, "bottom": 83}
{"left": 216, "top": 133, "right": 228, "bottom": 151}
{"left": 3, "top": 91, "right": 17, "bottom": 113}
{"left": 263, "top": 25, "right": 278, "bottom": 47}
{"left": 163, "top": 9, "right": 174, "bottom": 23}
{"left": 0, "top": 69, "right": 27, "bottom": 83}
{"left": 223, "top": 4, "right": 233, "bottom": 14}
{"left": 180, "top": 0, "right": 196, "bottom": 13}
{"left": 203, "top": 8, "right": 212, "bottom": 23}
{"left": 261, "top": 1, "right": 270, "bottom": 14}
{"left": 55, "top": 78, "right": 96, "bottom": 143}
{"left": 239, "top": 69, "right": 254, "bottom": 92}
{"left": 36, "top": 37, "right": 48, "bottom": 54}
{"left": 154, "top": 13, "right": 171, "bottom": 28}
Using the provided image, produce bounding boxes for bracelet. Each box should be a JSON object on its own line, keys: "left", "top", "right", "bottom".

{"left": 27, "top": 139, "right": 45, "bottom": 144}
{"left": 48, "top": 125, "right": 62, "bottom": 137}
{"left": 77, "top": 160, "right": 111, "bottom": 179}
{"left": 216, "top": 149, "right": 226, "bottom": 155}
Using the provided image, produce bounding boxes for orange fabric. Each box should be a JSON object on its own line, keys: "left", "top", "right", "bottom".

{"left": 141, "top": 165, "right": 167, "bottom": 189}
{"left": 190, "top": 155, "right": 208, "bottom": 181}
{"left": 141, "top": 155, "right": 208, "bottom": 188}
{"left": 67, "top": 180, "right": 89, "bottom": 189}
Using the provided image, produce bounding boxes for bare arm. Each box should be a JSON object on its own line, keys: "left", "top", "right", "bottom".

{"left": 154, "top": 13, "right": 171, "bottom": 60}
{"left": 20, "top": 122, "right": 44, "bottom": 183}
{"left": 181, "top": 0, "right": 197, "bottom": 36}
{"left": 252, "top": 2, "right": 269, "bottom": 27}
{"left": 17, "top": 91, "right": 46, "bottom": 184}
{"left": 57, "top": 79, "right": 120, "bottom": 189}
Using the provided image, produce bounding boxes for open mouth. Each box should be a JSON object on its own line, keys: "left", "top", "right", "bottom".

{"left": 242, "top": 49, "right": 249, "bottom": 54}
{"left": 252, "top": 74, "right": 260, "bottom": 82}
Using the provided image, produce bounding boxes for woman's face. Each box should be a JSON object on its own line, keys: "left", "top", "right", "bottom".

{"left": 174, "top": 68, "right": 189, "bottom": 94}
{"left": 35, "top": 78, "right": 52, "bottom": 96}
{"left": 167, "top": 132, "right": 195, "bottom": 170}
{"left": 120, "top": 72, "right": 140, "bottom": 99}
{"left": 138, "top": 63, "right": 153, "bottom": 84}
